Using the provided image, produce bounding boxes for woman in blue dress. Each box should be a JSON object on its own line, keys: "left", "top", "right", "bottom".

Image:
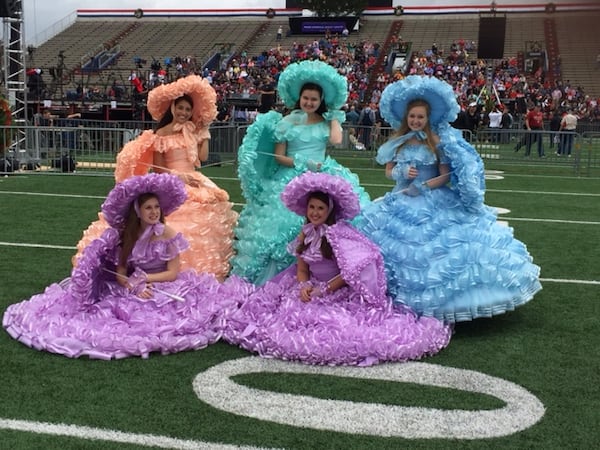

{"left": 232, "top": 60, "right": 370, "bottom": 285}
{"left": 357, "top": 75, "right": 542, "bottom": 322}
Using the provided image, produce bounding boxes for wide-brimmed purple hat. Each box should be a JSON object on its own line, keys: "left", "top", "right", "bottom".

{"left": 102, "top": 173, "right": 187, "bottom": 228}
{"left": 281, "top": 172, "right": 360, "bottom": 221}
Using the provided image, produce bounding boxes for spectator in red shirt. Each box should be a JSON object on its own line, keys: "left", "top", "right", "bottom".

{"left": 524, "top": 104, "right": 545, "bottom": 157}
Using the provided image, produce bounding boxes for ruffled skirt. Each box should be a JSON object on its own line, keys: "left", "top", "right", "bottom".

{"left": 3, "top": 272, "right": 236, "bottom": 359}
{"left": 357, "top": 187, "right": 542, "bottom": 322}
{"left": 223, "top": 272, "right": 451, "bottom": 366}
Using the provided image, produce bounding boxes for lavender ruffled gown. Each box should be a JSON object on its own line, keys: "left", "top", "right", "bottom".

{"left": 224, "top": 221, "right": 451, "bottom": 366}
{"left": 3, "top": 228, "right": 235, "bottom": 359}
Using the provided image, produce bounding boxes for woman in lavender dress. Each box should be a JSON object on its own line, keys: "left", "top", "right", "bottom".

{"left": 224, "top": 172, "right": 451, "bottom": 366}
{"left": 3, "top": 173, "right": 234, "bottom": 359}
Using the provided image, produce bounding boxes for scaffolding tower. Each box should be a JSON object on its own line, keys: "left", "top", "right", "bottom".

{"left": 2, "top": 0, "right": 27, "bottom": 164}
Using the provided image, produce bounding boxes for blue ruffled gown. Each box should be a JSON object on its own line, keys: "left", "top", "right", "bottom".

{"left": 3, "top": 228, "right": 236, "bottom": 359}
{"left": 357, "top": 126, "right": 542, "bottom": 322}
{"left": 232, "top": 110, "right": 370, "bottom": 285}
{"left": 224, "top": 221, "right": 451, "bottom": 366}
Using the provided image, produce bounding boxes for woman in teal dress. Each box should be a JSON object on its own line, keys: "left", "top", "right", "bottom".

{"left": 232, "top": 60, "right": 370, "bottom": 285}
{"left": 357, "top": 75, "right": 541, "bottom": 322}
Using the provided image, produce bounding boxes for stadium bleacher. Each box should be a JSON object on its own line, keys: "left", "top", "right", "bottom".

{"left": 25, "top": 12, "right": 600, "bottom": 120}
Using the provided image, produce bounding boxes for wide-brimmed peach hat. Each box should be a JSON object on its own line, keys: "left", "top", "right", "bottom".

{"left": 147, "top": 75, "right": 217, "bottom": 128}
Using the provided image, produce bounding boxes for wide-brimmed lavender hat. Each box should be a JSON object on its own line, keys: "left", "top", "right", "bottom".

{"left": 281, "top": 172, "right": 359, "bottom": 221}
{"left": 102, "top": 173, "right": 187, "bottom": 228}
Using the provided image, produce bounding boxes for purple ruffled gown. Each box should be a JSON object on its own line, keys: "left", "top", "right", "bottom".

{"left": 224, "top": 221, "right": 451, "bottom": 366}
{"left": 3, "top": 228, "right": 236, "bottom": 359}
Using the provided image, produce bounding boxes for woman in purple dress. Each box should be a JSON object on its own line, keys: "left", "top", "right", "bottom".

{"left": 224, "top": 172, "right": 451, "bottom": 366}
{"left": 3, "top": 173, "right": 235, "bottom": 359}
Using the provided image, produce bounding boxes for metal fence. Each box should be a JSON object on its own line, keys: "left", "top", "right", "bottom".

{"left": 1, "top": 122, "right": 598, "bottom": 176}
{"left": 0, "top": 122, "right": 243, "bottom": 174}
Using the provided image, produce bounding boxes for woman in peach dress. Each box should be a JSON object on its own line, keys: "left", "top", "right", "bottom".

{"left": 74, "top": 75, "right": 237, "bottom": 280}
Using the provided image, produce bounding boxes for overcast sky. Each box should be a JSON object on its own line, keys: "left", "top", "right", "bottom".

{"left": 22, "top": 0, "right": 280, "bottom": 44}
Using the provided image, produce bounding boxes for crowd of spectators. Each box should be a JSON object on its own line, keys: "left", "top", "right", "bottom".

{"left": 30, "top": 31, "right": 600, "bottom": 138}
{"left": 406, "top": 39, "right": 599, "bottom": 127}
{"left": 151, "top": 34, "right": 600, "bottom": 133}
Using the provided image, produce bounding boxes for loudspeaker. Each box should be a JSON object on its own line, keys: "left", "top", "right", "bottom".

{"left": 52, "top": 155, "right": 76, "bottom": 172}
{"left": 477, "top": 17, "right": 506, "bottom": 59}
{"left": 0, "top": 157, "right": 16, "bottom": 173}
{"left": 0, "top": 0, "right": 20, "bottom": 18}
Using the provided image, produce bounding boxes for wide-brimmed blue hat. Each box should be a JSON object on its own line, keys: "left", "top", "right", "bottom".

{"left": 277, "top": 60, "right": 347, "bottom": 110}
{"left": 379, "top": 75, "right": 460, "bottom": 129}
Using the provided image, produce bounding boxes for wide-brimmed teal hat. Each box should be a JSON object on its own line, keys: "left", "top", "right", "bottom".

{"left": 277, "top": 60, "right": 347, "bottom": 110}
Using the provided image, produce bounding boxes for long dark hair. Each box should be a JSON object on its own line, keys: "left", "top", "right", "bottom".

{"left": 119, "top": 192, "right": 165, "bottom": 268}
{"left": 293, "top": 82, "right": 328, "bottom": 116}
{"left": 154, "top": 94, "right": 194, "bottom": 132}
{"left": 295, "top": 191, "right": 335, "bottom": 259}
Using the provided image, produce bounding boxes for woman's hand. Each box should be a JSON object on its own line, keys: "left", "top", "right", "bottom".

{"left": 390, "top": 162, "right": 417, "bottom": 181}
{"left": 177, "top": 172, "right": 201, "bottom": 187}
{"left": 136, "top": 283, "right": 154, "bottom": 300}
{"left": 127, "top": 267, "right": 147, "bottom": 294}
{"left": 300, "top": 285, "right": 313, "bottom": 302}
{"left": 406, "top": 166, "right": 418, "bottom": 179}
{"left": 306, "top": 160, "right": 322, "bottom": 172}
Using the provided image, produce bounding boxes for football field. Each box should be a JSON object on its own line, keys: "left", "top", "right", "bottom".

{"left": 1, "top": 156, "right": 598, "bottom": 450}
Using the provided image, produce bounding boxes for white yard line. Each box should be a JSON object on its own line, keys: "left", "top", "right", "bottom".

{"left": 505, "top": 217, "right": 600, "bottom": 225}
{"left": 539, "top": 278, "right": 600, "bottom": 285}
{"left": 0, "top": 190, "right": 105, "bottom": 199}
{"left": 0, "top": 241, "right": 76, "bottom": 250}
{"left": 0, "top": 418, "right": 279, "bottom": 450}
{"left": 486, "top": 188, "right": 600, "bottom": 197}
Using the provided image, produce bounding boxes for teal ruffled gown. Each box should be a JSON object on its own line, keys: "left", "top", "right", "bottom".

{"left": 232, "top": 110, "right": 370, "bottom": 284}
{"left": 356, "top": 125, "right": 542, "bottom": 322}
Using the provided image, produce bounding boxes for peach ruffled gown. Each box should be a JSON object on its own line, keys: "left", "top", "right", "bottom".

{"left": 74, "top": 124, "right": 237, "bottom": 280}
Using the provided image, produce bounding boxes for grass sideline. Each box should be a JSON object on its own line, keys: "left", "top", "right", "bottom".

{"left": 0, "top": 157, "right": 599, "bottom": 450}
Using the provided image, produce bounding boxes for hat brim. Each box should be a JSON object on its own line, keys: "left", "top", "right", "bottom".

{"left": 102, "top": 173, "right": 187, "bottom": 228}
{"left": 379, "top": 75, "right": 460, "bottom": 129}
{"left": 277, "top": 60, "right": 347, "bottom": 110}
{"left": 281, "top": 172, "right": 359, "bottom": 221}
{"left": 147, "top": 75, "right": 217, "bottom": 128}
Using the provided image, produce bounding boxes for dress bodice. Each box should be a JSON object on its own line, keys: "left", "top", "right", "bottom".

{"left": 153, "top": 125, "right": 208, "bottom": 170}
{"left": 288, "top": 231, "right": 340, "bottom": 282}
{"left": 163, "top": 146, "right": 196, "bottom": 172}
{"left": 392, "top": 143, "right": 446, "bottom": 191}
{"left": 275, "top": 113, "right": 330, "bottom": 164}
{"left": 126, "top": 233, "right": 189, "bottom": 274}
{"left": 304, "top": 257, "right": 340, "bottom": 282}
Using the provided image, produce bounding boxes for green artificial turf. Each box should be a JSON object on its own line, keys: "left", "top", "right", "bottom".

{"left": 0, "top": 156, "right": 599, "bottom": 449}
